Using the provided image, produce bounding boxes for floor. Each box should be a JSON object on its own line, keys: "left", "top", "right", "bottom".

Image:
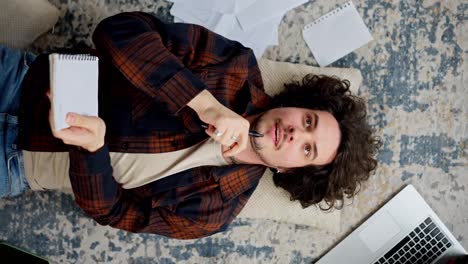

{"left": 0, "top": 0, "right": 466, "bottom": 263}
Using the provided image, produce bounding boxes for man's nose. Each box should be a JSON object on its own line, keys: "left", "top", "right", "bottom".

{"left": 286, "top": 126, "right": 296, "bottom": 142}
{"left": 286, "top": 126, "right": 309, "bottom": 142}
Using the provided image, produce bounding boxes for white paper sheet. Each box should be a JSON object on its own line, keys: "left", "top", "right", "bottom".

{"left": 49, "top": 54, "right": 99, "bottom": 131}
{"left": 170, "top": 2, "right": 222, "bottom": 28}
{"left": 235, "top": 0, "right": 257, "bottom": 13}
{"left": 302, "top": 1, "right": 373, "bottom": 66}
{"left": 169, "top": 0, "right": 236, "bottom": 14}
{"left": 174, "top": 14, "right": 280, "bottom": 57}
{"left": 169, "top": 0, "right": 298, "bottom": 58}
{"left": 213, "top": 14, "right": 237, "bottom": 38}
{"left": 235, "top": 0, "right": 307, "bottom": 31}
{"left": 226, "top": 15, "right": 282, "bottom": 54}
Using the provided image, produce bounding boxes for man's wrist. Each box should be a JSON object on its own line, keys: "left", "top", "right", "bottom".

{"left": 85, "top": 141, "right": 105, "bottom": 153}
{"left": 187, "top": 89, "right": 218, "bottom": 115}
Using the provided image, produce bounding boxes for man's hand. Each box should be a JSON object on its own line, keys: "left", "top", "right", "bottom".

{"left": 187, "top": 90, "right": 249, "bottom": 157}
{"left": 49, "top": 111, "right": 106, "bottom": 152}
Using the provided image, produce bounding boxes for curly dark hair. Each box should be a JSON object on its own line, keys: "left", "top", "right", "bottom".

{"left": 270, "top": 74, "right": 381, "bottom": 211}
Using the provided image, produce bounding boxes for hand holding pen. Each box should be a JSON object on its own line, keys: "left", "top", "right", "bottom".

{"left": 200, "top": 124, "right": 263, "bottom": 138}
{"left": 187, "top": 90, "right": 262, "bottom": 156}
{"left": 200, "top": 118, "right": 264, "bottom": 157}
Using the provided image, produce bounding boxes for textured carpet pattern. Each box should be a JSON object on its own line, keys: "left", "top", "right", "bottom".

{"left": 0, "top": 0, "right": 466, "bottom": 263}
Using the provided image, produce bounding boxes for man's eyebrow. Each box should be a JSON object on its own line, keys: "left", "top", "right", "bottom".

{"left": 313, "top": 112, "right": 319, "bottom": 130}
{"left": 311, "top": 113, "right": 319, "bottom": 160}
{"left": 312, "top": 143, "right": 318, "bottom": 160}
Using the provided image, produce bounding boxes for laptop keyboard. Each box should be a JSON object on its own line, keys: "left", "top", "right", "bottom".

{"left": 374, "top": 217, "right": 452, "bottom": 264}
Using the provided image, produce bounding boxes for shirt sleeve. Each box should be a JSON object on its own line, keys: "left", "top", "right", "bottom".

{"left": 92, "top": 11, "right": 247, "bottom": 115}
{"left": 68, "top": 147, "right": 244, "bottom": 239}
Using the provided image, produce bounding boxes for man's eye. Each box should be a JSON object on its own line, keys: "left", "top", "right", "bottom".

{"left": 304, "top": 144, "right": 311, "bottom": 156}
{"left": 306, "top": 116, "right": 312, "bottom": 127}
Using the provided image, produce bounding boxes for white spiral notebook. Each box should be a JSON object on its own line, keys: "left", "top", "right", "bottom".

{"left": 302, "top": 1, "right": 373, "bottom": 66}
{"left": 49, "top": 53, "right": 99, "bottom": 130}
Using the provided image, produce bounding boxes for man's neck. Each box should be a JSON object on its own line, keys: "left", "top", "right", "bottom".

{"left": 222, "top": 142, "right": 263, "bottom": 165}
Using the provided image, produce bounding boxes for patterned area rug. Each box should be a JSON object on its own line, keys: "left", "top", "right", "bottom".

{"left": 0, "top": 0, "right": 466, "bottom": 263}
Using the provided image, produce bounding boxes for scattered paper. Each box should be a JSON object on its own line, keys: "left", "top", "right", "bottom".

{"left": 235, "top": 0, "right": 307, "bottom": 31}
{"left": 168, "top": 0, "right": 307, "bottom": 58}
{"left": 302, "top": 1, "right": 373, "bottom": 66}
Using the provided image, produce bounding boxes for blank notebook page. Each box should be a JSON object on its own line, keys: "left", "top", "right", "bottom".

{"left": 49, "top": 54, "right": 99, "bottom": 130}
{"left": 302, "top": 1, "right": 373, "bottom": 66}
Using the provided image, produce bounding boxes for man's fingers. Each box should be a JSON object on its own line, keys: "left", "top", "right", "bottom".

{"left": 52, "top": 127, "right": 87, "bottom": 143}
{"left": 204, "top": 126, "right": 216, "bottom": 138}
{"left": 237, "top": 136, "right": 248, "bottom": 154}
{"left": 223, "top": 136, "right": 247, "bottom": 157}
{"left": 223, "top": 144, "right": 243, "bottom": 157}
{"left": 223, "top": 143, "right": 238, "bottom": 157}
{"left": 205, "top": 125, "right": 228, "bottom": 142}
{"left": 48, "top": 111, "right": 105, "bottom": 152}
{"left": 66, "top": 113, "right": 103, "bottom": 131}
{"left": 204, "top": 124, "right": 249, "bottom": 156}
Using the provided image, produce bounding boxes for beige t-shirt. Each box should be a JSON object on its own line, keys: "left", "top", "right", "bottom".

{"left": 22, "top": 138, "right": 228, "bottom": 191}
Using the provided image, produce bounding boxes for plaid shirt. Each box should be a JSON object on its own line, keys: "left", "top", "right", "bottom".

{"left": 18, "top": 12, "right": 272, "bottom": 239}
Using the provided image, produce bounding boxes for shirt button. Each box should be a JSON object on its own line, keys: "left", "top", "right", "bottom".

{"left": 171, "top": 141, "right": 179, "bottom": 147}
{"left": 121, "top": 143, "right": 128, "bottom": 150}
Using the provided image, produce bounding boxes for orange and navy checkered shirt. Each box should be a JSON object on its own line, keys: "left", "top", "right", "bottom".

{"left": 18, "top": 12, "right": 272, "bottom": 239}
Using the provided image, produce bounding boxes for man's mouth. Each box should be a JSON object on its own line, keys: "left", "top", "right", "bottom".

{"left": 275, "top": 123, "right": 278, "bottom": 145}
{"left": 274, "top": 122, "right": 282, "bottom": 147}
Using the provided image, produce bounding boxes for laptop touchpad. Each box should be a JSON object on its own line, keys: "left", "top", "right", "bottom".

{"left": 358, "top": 210, "right": 401, "bottom": 252}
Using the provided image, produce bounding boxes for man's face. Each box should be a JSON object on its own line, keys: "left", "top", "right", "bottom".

{"left": 250, "top": 107, "right": 341, "bottom": 169}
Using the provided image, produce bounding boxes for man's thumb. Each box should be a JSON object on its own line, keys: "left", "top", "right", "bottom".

{"left": 66, "top": 112, "right": 96, "bottom": 130}
{"left": 66, "top": 112, "right": 77, "bottom": 125}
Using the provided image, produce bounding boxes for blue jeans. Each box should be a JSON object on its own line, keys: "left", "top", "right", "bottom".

{"left": 0, "top": 45, "right": 36, "bottom": 198}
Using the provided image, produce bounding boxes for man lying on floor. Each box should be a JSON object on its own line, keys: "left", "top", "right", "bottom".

{"left": 0, "top": 12, "right": 380, "bottom": 239}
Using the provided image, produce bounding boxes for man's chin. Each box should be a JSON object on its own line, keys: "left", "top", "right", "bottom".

{"left": 250, "top": 138, "right": 276, "bottom": 166}
{"left": 250, "top": 112, "right": 263, "bottom": 132}
{"left": 249, "top": 112, "right": 277, "bottom": 166}
{"left": 250, "top": 136, "right": 264, "bottom": 152}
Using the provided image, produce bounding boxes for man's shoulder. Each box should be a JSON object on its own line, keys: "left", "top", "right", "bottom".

{"left": 213, "top": 165, "right": 266, "bottom": 201}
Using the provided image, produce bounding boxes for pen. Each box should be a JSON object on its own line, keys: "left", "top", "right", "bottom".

{"left": 200, "top": 124, "right": 264, "bottom": 137}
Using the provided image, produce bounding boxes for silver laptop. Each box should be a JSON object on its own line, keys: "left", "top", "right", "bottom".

{"left": 316, "top": 184, "right": 467, "bottom": 264}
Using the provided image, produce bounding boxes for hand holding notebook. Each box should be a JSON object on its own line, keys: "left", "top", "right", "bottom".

{"left": 49, "top": 53, "right": 99, "bottom": 131}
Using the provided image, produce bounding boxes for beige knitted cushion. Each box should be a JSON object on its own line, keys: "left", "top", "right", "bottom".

{"left": 0, "top": 0, "right": 60, "bottom": 49}
{"left": 237, "top": 59, "right": 362, "bottom": 233}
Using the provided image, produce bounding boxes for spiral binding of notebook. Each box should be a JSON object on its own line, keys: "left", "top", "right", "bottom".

{"left": 55, "top": 54, "right": 98, "bottom": 61}
{"left": 304, "top": 1, "right": 352, "bottom": 29}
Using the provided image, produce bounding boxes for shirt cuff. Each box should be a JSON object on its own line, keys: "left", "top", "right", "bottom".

{"left": 69, "top": 145, "right": 112, "bottom": 175}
